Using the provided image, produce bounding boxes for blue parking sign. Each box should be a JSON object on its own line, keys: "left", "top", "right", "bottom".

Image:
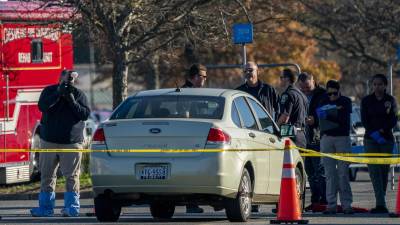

{"left": 233, "top": 23, "right": 253, "bottom": 44}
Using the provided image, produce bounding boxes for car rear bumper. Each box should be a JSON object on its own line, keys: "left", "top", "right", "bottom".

{"left": 90, "top": 151, "right": 242, "bottom": 198}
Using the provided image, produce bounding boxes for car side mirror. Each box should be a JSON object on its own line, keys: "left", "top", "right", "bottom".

{"left": 280, "top": 124, "right": 296, "bottom": 137}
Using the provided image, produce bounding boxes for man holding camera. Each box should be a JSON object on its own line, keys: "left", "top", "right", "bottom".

{"left": 31, "top": 70, "right": 90, "bottom": 217}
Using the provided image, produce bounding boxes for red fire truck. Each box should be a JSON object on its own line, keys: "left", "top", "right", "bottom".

{"left": 0, "top": 1, "right": 75, "bottom": 184}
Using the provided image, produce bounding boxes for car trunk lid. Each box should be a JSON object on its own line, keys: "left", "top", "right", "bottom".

{"left": 103, "top": 119, "right": 213, "bottom": 157}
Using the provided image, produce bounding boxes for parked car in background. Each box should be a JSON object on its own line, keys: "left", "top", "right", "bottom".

{"left": 90, "top": 109, "right": 112, "bottom": 125}
{"left": 90, "top": 88, "right": 306, "bottom": 222}
{"left": 349, "top": 104, "right": 364, "bottom": 181}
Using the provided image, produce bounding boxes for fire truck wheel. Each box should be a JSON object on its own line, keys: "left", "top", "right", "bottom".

{"left": 29, "top": 134, "right": 41, "bottom": 181}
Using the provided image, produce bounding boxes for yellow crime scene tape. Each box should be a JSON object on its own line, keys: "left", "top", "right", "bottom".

{"left": 296, "top": 146, "right": 400, "bottom": 165}
{"left": 1, "top": 146, "right": 400, "bottom": 165}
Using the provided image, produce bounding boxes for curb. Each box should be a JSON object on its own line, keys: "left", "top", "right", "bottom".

{"left": 0, "top": 190, "right": 93, "bottom": 201}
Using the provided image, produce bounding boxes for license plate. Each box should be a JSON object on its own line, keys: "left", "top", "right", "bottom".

{"left": 139, "top": 165, "right": 168, "bottom": 180}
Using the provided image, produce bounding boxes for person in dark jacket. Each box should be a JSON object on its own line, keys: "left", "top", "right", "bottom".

{"left": 182, "top": 63, "right": 206, "bottom": 213}
{"left": 297, "top": 72, "right": 327, "bottom": 212}
{"left": 316, "top": 80, "right": 353, "bottom": 214}
{"left": 182, "top": 63, "right": 207, "bottom": 88}
{"left": 236, "top": 61, "right": 279, "bottom": 213}
{"left": 277, "top": 68, "right": 308, "bottom": 148}
{"left": 236, "top": 61, "right": 279, "bottom": 119}
{"left": 31, "top": 70, "right": 90, "bottom": 217}
{"left": 361, "top": 74, "right": 398, "bottom": 214}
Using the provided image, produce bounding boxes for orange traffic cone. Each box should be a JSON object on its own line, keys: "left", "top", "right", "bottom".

{"left": 271, "top": 139, "right": 308, "bottom": 224}
{"left": 390, "top": 176, "right": 400, "bottom": 217}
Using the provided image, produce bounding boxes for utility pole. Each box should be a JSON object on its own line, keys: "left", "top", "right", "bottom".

{"left": 89, "top": 25, "right": 95, "bottom": 110}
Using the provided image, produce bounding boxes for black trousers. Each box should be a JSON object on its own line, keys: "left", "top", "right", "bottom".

{"left": 304, "top": 144, "right": 327, "bottom": 204}
{"left": 294, "top": 130, "right": 307, "bottom": 148}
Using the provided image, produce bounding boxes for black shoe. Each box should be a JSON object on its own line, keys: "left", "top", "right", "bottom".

{"left": 343, "top": 208, "right": 354, "bottom": 214}
{"left": 304, "top": 203, "right": 314, "bottom": 212}
{"left": 323, "top": 208, "right": 337, "bottom": 215}
{"left": 186, "top": 205, "right": 204, "bottom": 213}
{"left": 370, "top": 206, "right": 389, "bottom": 214}
{"left": 251, "top": 205, "right": 260, "bottom": 213}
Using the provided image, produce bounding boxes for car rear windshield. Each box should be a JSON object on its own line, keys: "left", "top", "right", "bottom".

{"left": 110, "top": 95, "right": 225, "bottom": 120}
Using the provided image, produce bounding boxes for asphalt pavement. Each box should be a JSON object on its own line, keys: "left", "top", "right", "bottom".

{"left": 1, "top": 171, "right": 400, "bottom": 224}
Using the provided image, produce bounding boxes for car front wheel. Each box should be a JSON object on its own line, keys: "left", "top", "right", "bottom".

{"left": 94, "top": 195, "right": 121, "bottom": 222}
{"left": 150, "top": 201, "right": 175, "bottom": 220}
{"left": 295, "top": 167, "right": 305, "bottom": 212}
{"left": 225, "top": 168, "right": 252, "bottom": 222}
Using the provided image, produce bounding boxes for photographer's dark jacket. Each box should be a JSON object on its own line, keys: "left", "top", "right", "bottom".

{"left": 38, "top": 84, "right": 90, "bottom": 144}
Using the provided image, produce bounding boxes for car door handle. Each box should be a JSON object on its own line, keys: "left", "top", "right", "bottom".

{"left": 248, "top": 132, "right": 256, "bottom": 138}
{"left": 269, "top": 137, "right": 276, "bottom": 143}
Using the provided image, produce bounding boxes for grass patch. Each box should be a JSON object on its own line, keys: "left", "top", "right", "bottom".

{"left": 0, "top": 173, "right": 92, "bottom": 194}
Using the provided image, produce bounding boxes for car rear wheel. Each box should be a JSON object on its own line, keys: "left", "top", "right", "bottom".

{"left": 94, "top": 195, "right": 121, "bottom": 222}
{"left": 150, "top": 201, "right": 175, "bottom": 220}
{"left": 225, "top": 168, "right": 252, "bottom": 222}
{"left": 295, "top": 167, "right": 305, "bottom": 211}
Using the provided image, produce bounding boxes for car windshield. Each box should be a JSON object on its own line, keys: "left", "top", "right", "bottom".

{"left": 110, "top": 95, "right": 225, "bottom": 120}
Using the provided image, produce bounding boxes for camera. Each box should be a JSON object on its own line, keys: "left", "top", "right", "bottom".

{"left": 65, "top": 70, "right": 78, "bottom": 84}
{"left": 62, "top": 70, "right": 78, "bottom": 85}
{"left": 59, "top": 70, "right": 78, "bottom": 95}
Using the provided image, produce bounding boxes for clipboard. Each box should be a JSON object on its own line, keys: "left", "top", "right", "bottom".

{"left": 319, "top": 105, "right": 339, "bottom": 132}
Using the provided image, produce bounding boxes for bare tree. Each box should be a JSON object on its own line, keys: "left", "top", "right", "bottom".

{"left": 291, "top": 0, "right": 400, "bottom": 69}
{"left": 66, "top": 0, "right": 227, "bottom": 108}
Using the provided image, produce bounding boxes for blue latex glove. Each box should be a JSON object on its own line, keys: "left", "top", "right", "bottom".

{"left": 316, "top": 107, "right": 327, "bottom": 119}
{"left": 370, "top": 131, "right": 386, "bottom": 144}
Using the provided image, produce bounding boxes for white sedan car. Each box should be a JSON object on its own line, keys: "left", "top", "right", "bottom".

{"left": 90, "top": 88, "right": 305, "bottom": 222}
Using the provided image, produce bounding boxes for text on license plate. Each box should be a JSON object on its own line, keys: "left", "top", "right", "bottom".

{"left": 140, "top": 166, "right": 168, "bottom": 180}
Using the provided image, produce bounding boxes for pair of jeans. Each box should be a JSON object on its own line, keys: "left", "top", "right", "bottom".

{"left": 304, "top": 144, "right": 326, "bottom": 204}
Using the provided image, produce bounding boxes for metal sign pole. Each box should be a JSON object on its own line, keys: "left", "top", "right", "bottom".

{"left": 388, "top": 60, "right": 396, "bottom": 190}
{"left": 389, "top": 61, "right": 393, "bottom": 96}
{"left": 242, "top": 44, "right": 247, "bottom": 66}
{"left": 396, "top": 45, "right": 400, "bottom": 191}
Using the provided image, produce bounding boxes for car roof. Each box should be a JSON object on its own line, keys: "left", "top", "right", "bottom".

{"left": 134, "top": 88, "right": 244, "bottom": 97}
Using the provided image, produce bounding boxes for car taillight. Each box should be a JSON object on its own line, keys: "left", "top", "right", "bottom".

{"left": 206, "top": 127, "right": 231, "bottom": 144}
{"left": 92, "top": 128, "right": 105, "bottom": 144}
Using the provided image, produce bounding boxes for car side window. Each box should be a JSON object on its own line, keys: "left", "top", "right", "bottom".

{"left": 233, "top": 97, "right": 258, "bottom": 130}
{"left": 247, "top": 98, "right": 275, "bottom": 133}
{"left": 231, "top": 102, "right": 242, "bottom": 127}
